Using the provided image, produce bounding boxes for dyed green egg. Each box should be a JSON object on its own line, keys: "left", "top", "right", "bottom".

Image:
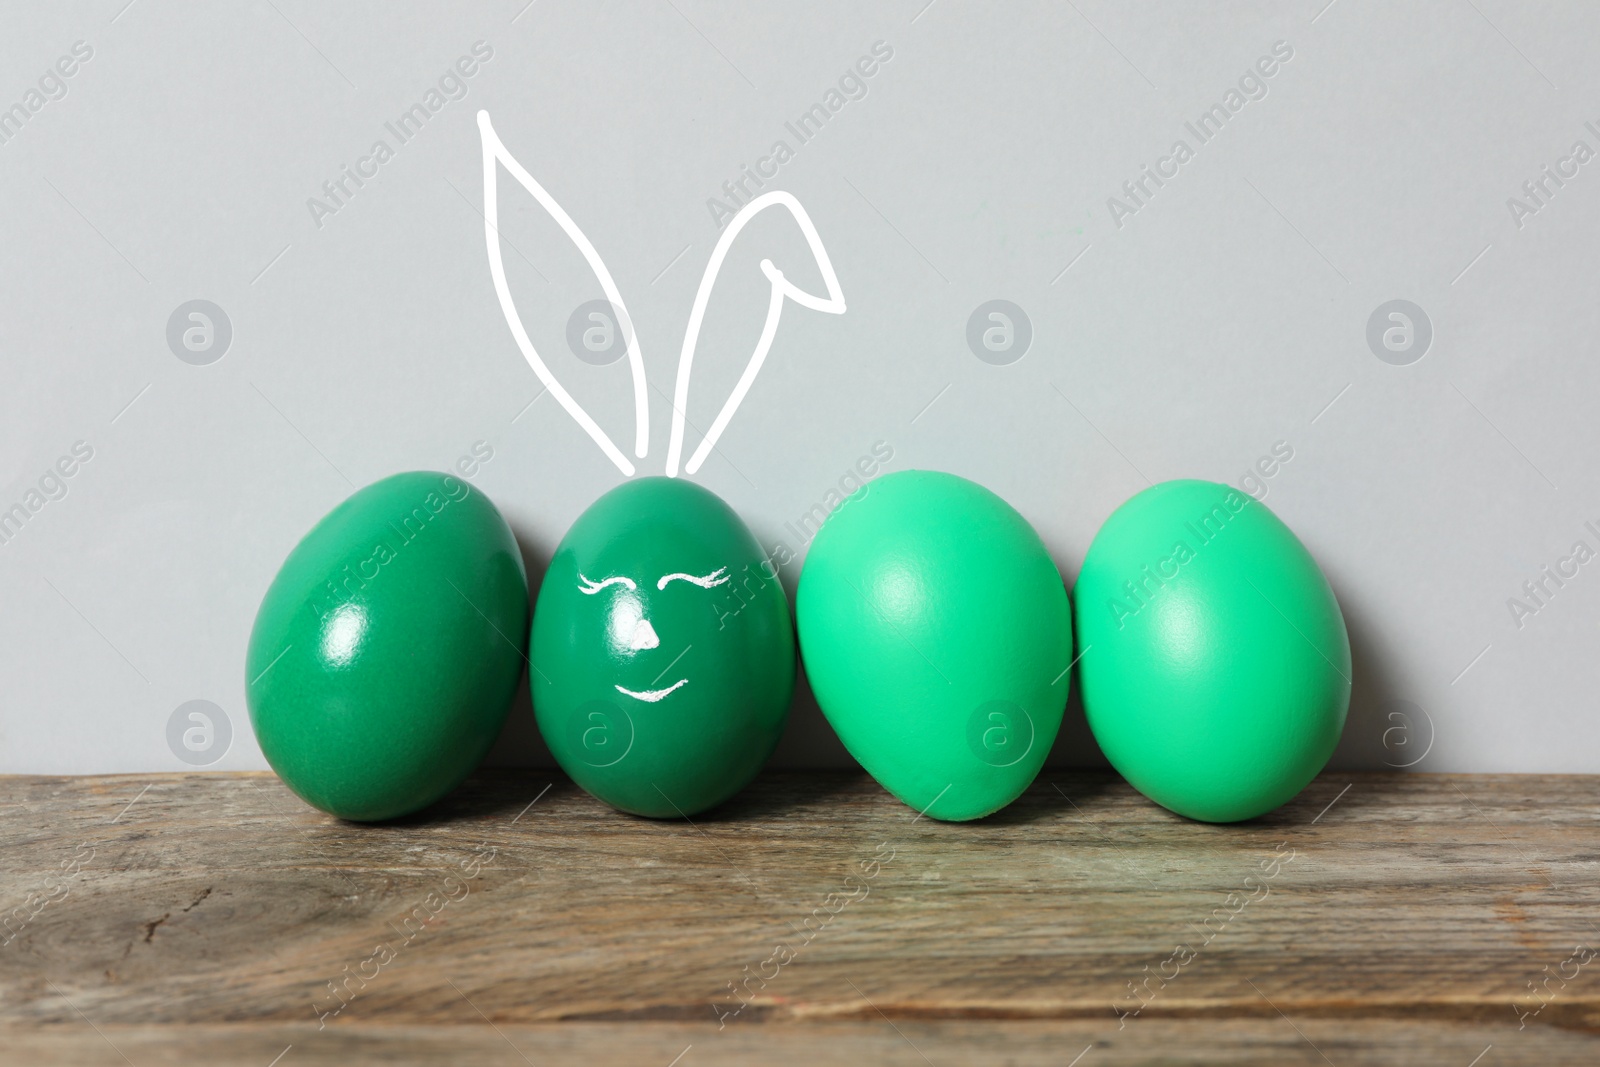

{"left": 1075, "top": 480, "right": 1350, "bottom": 822}
{"left": 796, "top": 470, "right": 1073, "bottom": 821}
{"left": 530, "top": 478, "right": 794, "bottom": 818}
{"left": 246, "top": 471, "right": 528, "bottom": 821}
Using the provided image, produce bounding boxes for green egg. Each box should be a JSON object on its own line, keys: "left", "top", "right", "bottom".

{"left": 1074, "top": 479, "right": 1350, "bottom": 822}
{"left": 796, "top": 470, "right": 1073, "bottom": 821}
{"left": 245, "top": 471, "right": 528, "bottom": 822}
{"left": 530, "top": 477, "right": 794, "bottom": 818}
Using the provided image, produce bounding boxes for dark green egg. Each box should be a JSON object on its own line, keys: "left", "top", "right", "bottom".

{"left": 245, "top": 471, "right": 528, "bottom": 821}
{"left": 530, "top": 478, "right": 794, "bottom": 817}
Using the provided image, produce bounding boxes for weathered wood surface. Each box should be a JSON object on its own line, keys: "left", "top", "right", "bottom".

{"left": 0, "top": 770, "right": 1596, "bottom": 1065}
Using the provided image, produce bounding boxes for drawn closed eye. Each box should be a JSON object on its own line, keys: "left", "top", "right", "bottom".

{"left": 657, "top": 567, "right": 729, "bottom": 590}
{"left": 578, "top": 573, "right": 637, "bottom": 595}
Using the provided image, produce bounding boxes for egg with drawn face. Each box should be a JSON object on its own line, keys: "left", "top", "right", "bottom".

{"left": 531, "top": 477, "right": 795, "bottom": 817}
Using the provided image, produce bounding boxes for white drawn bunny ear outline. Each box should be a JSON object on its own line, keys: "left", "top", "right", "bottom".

{"left": 476, "top": 110, "right": 846, "bottom": 479}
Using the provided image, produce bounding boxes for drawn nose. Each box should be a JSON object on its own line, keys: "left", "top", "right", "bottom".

{"left": 629, "top": 617, "right": 660, "bottom": 651}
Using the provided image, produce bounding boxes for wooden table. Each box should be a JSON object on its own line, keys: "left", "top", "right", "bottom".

{"left": 1, "top": 770, "right": 1595, "bottom": 1064}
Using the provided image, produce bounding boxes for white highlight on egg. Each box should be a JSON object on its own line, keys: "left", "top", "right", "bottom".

{"left": 628, "top": 617, "right": 660, "bottom": 651}
{"left": 321, "top": 603, "right": 367, "bottom": 668}
{"left": 604, "top": 591, "right": 648, "bottom": 656}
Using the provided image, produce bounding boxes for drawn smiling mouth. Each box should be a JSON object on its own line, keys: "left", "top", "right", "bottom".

{"left": 614, "top": 679, "right": 689, "bottom": 703}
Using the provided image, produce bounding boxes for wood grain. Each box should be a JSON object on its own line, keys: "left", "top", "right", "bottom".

{"left": 1, "top": 770, "right": 1596, "bottom": 1064}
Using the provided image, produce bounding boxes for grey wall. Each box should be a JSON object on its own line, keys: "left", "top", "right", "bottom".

{"left": 2, "top": 1, "right": 1594, "bottom": 775}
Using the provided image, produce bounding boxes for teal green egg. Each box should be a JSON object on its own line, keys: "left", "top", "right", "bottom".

{"left": 796, "top": 470, "right": 1073, "bottom": 821}
{"left": 245, "top": 471, "right": 528, "bottom": 822}
{"left": 530, "top": 478, "right": 794, "bottom": 818}
{"left": 1074, "top": 479, "right": 1350, "bottom": 822}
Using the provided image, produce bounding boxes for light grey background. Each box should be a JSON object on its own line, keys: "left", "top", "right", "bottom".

{"left": 1, "top": 0, "right": 1593, "bottom": 775}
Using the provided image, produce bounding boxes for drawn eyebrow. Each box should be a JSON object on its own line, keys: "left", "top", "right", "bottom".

{"left": 657, "top": 567, "right": 730, "bottom": 590}
{"left": 578, "top": 573, "right": 637, "bottom": 594}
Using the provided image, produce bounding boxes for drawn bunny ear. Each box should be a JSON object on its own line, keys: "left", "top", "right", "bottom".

{"left": 664, "top": 191, "right": 846, "bottom": 478}
{"left": 477, "top": 111, "right": 647, "bottom": 477}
